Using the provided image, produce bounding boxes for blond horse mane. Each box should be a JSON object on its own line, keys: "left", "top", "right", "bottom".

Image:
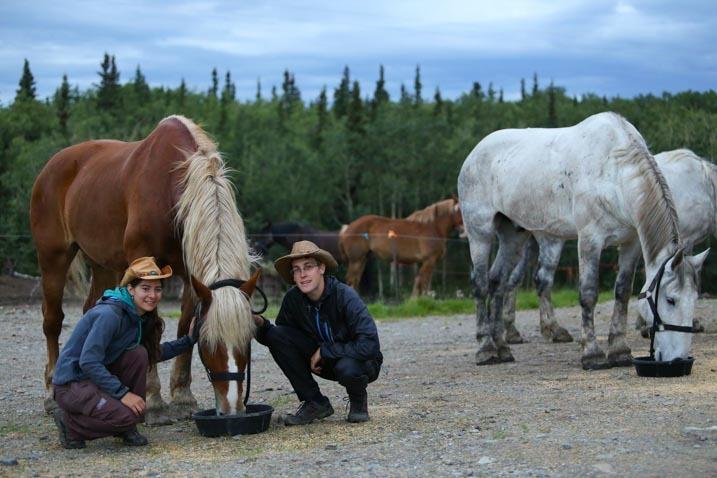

{"left": 168, "top": 115, "right": 255, "bottom": 355}
{"left": 617, "top": 138, "right": 680, "bottom": 264}
{"left": 405, "top": 198, "right": 456, "bottom": 223}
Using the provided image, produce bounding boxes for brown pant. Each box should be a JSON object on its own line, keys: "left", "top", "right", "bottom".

{"left": 54, "top": 346, "right": 148, "bottom": 441}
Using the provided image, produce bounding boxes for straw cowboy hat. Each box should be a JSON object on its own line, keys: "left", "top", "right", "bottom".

{"left": 274, "top": 240, "right": 338, "bottom": 284}
{"left": 120, "top": 256, "right": 173, "bottom": 286}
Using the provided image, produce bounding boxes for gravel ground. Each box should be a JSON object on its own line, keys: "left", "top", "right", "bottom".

{"left": 1, "top": 298, "right": 716, "bottom": 477}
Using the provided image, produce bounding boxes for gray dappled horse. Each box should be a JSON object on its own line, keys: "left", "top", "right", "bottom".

{"left": 502, "top": 149, "right": 712, "bottom": 347}
{"left": 458, "top": 113, "right": 708, "bottom": 369}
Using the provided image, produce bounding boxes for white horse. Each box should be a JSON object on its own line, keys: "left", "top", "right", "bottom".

{"left": 502, "top": 149, "right": 713, "bottom": 345}
{"left": 457, "top": 113, "right": 708, "bottom": 369}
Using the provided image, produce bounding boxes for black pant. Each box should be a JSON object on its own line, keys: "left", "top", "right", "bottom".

{"left": 263, "top": 325, "right": 380, "bottom": 402}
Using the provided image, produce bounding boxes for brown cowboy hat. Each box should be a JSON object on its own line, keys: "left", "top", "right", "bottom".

{"left": 120, "top": 256, "right": 173, "bottom": 286}
{"left": 274, "top": 240, "right": 338, "bottom": 284}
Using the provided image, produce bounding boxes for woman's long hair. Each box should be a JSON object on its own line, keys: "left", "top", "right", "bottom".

{"left": 129, "top": 278, "right": 165, "bottom": 368}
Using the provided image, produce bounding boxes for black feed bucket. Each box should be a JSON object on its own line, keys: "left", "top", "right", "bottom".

{"left": 632, "top": 356, "right": 694, "bottom": 377}
{"left": 193, "top": 404, "right": 274, "bottom": 437}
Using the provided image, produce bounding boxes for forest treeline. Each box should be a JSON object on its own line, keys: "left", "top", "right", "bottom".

{"left": 2, "top": 55, "right": 717, "bottom": 292}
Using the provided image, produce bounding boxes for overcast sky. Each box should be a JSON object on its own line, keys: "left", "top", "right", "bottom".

{"left": 1, "top": 0, "right": 715, "bottom": 105}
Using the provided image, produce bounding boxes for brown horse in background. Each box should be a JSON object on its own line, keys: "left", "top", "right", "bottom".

{"left": 339, "top": 198, "right": 463, "bottom": 297}
{"left": 30, "top": 115, "right": 256, "bottom": 421}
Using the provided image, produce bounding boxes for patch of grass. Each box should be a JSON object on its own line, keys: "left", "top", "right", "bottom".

{"left": 0, "top": 423, "right": 29, "bottom": 437}
{"left": 367, "top": 288, "right": 611, "bottom": 320}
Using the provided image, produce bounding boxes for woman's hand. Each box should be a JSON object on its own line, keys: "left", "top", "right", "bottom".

{"left": 121, "top": 391, "right": 146, "bottom": 416}
{"left": 188, "top": 316, "right": 202, "bottom": 344}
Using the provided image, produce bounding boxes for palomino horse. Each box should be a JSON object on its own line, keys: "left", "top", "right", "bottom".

{"left": 458, "top": 112, "right": 708, "bottom": 369}
{"left": 502, "top": 148, "right": 713, "bottom": 344}
{"left": 339, "top": 198, "right": 463, "bottom": 297}
{"left": 30, "top": 115, "right": 256, "bottom": 421}
{"left": 252, "top": 222, "right": 342, "bottom": 261}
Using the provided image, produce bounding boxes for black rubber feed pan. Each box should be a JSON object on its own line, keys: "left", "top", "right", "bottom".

{"left": 633, "top": 356, "right": 694, "bottom": 377}
{"left": 193, "top": 404, "right": 274, "bottom": 437}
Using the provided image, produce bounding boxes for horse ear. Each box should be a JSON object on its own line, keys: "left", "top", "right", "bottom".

{"left": 239, "top": 268, "right": 262, "bottom": 298}
{"left": 688, "top": 248, "right": 710, "bottom": 273}
{"left": 190, "top": 275, "right": 212, "bottom": 309}
{"left": 668, "top": 247, "right": 685, "bottom": 271}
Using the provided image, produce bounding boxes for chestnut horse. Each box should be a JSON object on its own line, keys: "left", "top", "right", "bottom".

{"left": 339, "top": 198, "right": 463, "bottom": 297}
{"left": 30, "top": 115, "right": 256, "bottom": 421}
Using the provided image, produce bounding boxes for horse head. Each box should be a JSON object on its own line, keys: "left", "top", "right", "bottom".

{"left": 191, "top": 268, "right": 262, "bottom": 415}
{"left": 637, "top": 248, "right": 709, "bottom": 361}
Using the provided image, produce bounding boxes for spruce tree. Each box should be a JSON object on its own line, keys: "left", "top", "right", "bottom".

{"left": 520, "top": 78, "right": 526, "bottom": 101}
{"left": 547, "top": 81, "right": 557, "bottom": 127}
{"left": 487, "top": 82, "right": 495, "bottom": 102}
{"left": 15, "top": 59, "right": 36, "bottom": 102}
{"left": 471, "top": 82, "right": 483, "bottom": 100}
{"left": 209, "top": 68, "right": 218, "bottom": 98}
{"left": 347, "top": 80, "right": 364, "bottom": 134}
{"left": 532, "top": 72, "right": 539, "bottom": 97}
{"left": 255, "top": 78, "right": 262, "bottom": 103}
{"left": 312, "top": 86, "right": 328, "bottom": 150}
{"left": 133, "top": 65, "right": 150, "bottom": 102}
{"left": 55, "top": 74, "right": 71, "bottom": 136}
{"left": 333, "top": 66, "right": 351, "bottom": 118}
{"left": 97, "top": 53, "right": 121, "bottom": 111}
{"left": 372, "top": 64, "right": 389, "bottom": 113}
{"left": 433, "top": 87, "right": 443, "bottom": 116}
{"left": 178, "top": 79, "right": 187, "bottom": 107}
{"left": 414, "top": 65, "right": 422, "bottom": 105}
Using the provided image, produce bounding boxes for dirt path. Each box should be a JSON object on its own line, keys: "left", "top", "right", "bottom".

{"left": 1, "top": 299, "right": 715, "bottom": 477}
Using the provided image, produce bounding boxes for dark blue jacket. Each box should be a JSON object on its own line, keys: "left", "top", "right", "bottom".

{"left": 256, "top": 275, "right": 382, "bottom": 363}
{"left": 52, "top": 296, "right": 193, "bottom": 399}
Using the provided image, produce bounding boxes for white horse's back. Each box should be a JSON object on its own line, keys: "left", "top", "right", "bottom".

{"left": 458, "top": 112, "right": 653, "bottom": 243}
{"left": 656, "top": 149, "right": 717, "bottom": 246}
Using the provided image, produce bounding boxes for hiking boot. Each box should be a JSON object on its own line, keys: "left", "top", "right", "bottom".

{"left": 117, "top": 427, "right": 148, "bottom": 446}
{"left": 52, "top": 409, "right": 86, "bottom": 449}
{"left": 347, "top": 390, "right": 369, "bottom": 423}
{"left": 284, "top": 399, "right": 334, "bottom": 426}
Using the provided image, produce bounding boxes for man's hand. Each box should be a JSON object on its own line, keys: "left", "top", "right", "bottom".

{"left": 310, "top": 347, "right": 322, "bottom": 374}
{"left": 121, "top": 391, "right": 146, "bottom": 417}
{"left": 252, "top": 314, "right": 266, "bottom": 327}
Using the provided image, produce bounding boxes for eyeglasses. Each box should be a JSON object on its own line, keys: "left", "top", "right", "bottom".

{"left": 291, "top": 263, "right": 319, "bottom": 276}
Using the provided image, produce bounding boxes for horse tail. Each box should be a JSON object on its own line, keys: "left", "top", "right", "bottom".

{"left": 66, "top": 250, "right": 90, "bottom": 299}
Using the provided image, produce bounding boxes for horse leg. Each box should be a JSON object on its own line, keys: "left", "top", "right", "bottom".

{"left": 37, "top": 246, "right": 76, "bottom": 412}
{"left": 607, "top": 240, "right": 640, "bottom": 367}
{"left": 577, "top": 236, "right": 608, "bottom": 370}
{"left": 346, "top": 256, "right": 368, "bottom": 290}
{"left": 468, "top": 227, "right": 496, "bottom": 365}
{"left": 534, "top": 237, "right": 573, "bottom": 343}
{"left": 168, "top": 283, "right": 198, "bottom": 420}
{"left": 486, "top": 217, "right": 531, "bottom": 363}
{"left": 411, "top": 256, "right": 438, "bottom": 298}
{"left": 503, "top": 236, "right": 537, "bottom": 344}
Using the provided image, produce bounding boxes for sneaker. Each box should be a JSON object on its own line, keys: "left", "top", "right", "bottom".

{"left": 117, "top": 427, "right": 148, "bottom": 446}
{"left": 284, "top": 399, "right": 334, "bottom": 426}
{"left": 347, "top": 390, "right": 369, "bottom": 423}
{"left": 52, "top": 409, "right": 86, "bottom": 449}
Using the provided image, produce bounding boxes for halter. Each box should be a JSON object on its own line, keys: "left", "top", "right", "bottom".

{"left": 638, "top": 253, "right": 696, "bottom": 360}
{"left": 194, "top": 279, "right": 268, "bottom": 406}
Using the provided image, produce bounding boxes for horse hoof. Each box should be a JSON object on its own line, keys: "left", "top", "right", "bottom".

{"left": 505, "top": 329, "right": 525, "bottom": 344}
{"left": 608, "top": 353, "right": 633, "bottom": 368}
{"left": 475, "top": 355, "right": 502, "bottom": 366}
{"left": 551, "top": 327, "right": 574, "bottom": 343}
{"left": 145, "top": 412, "right": 174, "bottom": 426}
{"left": 497, "top": 346, "right": 515, "bottom": 363}
{"left": 581, "top": 359, "right": 610, "bottom": 370}
{"left": 43, "top": 396, "right": 59, "bottom": 414}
